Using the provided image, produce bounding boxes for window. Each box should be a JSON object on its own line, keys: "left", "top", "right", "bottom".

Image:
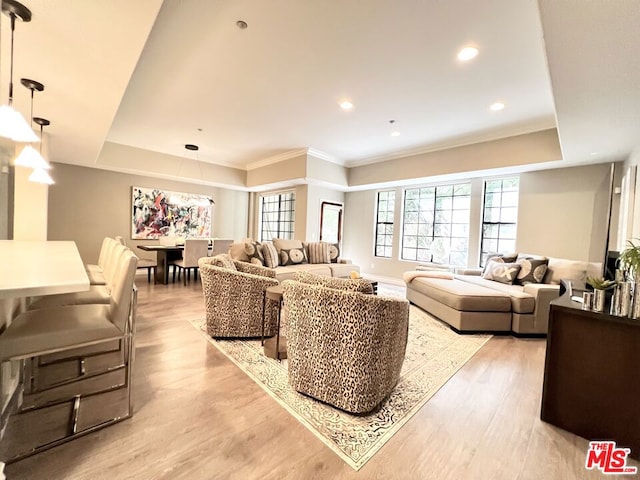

{"left": 259, "top": 191, "right": 295, "bottom": 241}
{"left": 401, "top": 183, "right": 471, "bottom": 266}
{"left": 480, "top": 177, "right": 519, "bottom": 266}
{"left": 375, "top": 191, "right": 395, "bottom": 257}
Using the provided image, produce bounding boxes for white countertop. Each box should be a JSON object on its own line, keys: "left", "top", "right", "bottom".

{"left": 0, "top": 241, "right": 90, "bottom": 299}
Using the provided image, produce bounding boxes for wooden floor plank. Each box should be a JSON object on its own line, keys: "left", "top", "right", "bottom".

{"left": 5, "top": 279, "right": 636, "bottom": 479}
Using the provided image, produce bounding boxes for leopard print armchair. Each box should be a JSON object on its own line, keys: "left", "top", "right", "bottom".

{"left": 199, "top": 257, "right": 279, "bottom": 338}
{"left": 282, "top": 280, "right": 410, "bottom": 414}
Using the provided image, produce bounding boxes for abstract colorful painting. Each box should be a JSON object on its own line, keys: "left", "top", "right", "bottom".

{"left": 132, "top": 186, "right": 212, "bottom": 239}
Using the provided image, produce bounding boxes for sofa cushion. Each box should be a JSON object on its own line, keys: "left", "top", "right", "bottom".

{"left": 457, "top": 275, "right": 535, "bottom": 314}
{"left": 408, "top": 277, "right": 511, "bottom": 312}
{"left": 544, "top": 258, "right": 590, "bottom": 285}
{"left": 328, "top": 263, "right": 360, "bottom": 278}
{"left": 262, "top": 242, "right": 279, "bottom": 268}
{"left": 329, "top": 243, "right": 340, "bottom": 263}
{"left": 274, "top": 264, "right": 332, "bottom": 282}
{"left": 515, "top": 258, "right": 549, "bottom": 285}
{"left": 307, "top": 242, "right": 331, "bottom": 264}
{"left": 244, "top": 241, "right": 264, "bottom": 266}
{"left": 482, "top": 261, "right": 521, "bottom": 284}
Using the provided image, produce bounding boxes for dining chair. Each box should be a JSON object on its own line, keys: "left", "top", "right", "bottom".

{"left": 27, "top": 243, "right": 129, "bottom": 310}
{"left": 170, "top": 239, "right": 209, "bottom": 285}
{"left": 116, "top": 235, "right": 157, "bottom": 283}
{"left": 0, "top": 249, "right": 138, "bottom": 462}
{"left": 85, "top": 237, "right": 118, "bottom": 285}
{"left": 211, "top": 239, "right": 234, "bottom": 256}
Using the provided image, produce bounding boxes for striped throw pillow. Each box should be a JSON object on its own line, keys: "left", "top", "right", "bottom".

{"left": 262, "top": 242, "right": 279, "bottom": 268}
{"left": 307, "top": 242, "right": 331, "bottom": 264}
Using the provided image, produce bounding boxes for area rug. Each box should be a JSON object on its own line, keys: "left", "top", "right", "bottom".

{"left": 188, "top": 296, "right": 491, "bottom": 470}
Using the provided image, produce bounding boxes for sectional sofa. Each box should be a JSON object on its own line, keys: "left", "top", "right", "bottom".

{"left": 405, "top": 255, "right": 601, "bottom": 334}
{"left": 228, "top": 238, "right": 360, "bottom": 282}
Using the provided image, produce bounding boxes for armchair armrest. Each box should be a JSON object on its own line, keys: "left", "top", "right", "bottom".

{"left": 233, "top": 260, "right": 276, "bottom": 278}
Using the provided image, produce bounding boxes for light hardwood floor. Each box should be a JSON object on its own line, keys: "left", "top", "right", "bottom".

{"left": 5, "top": 278, "right": 638, "bottom": 479}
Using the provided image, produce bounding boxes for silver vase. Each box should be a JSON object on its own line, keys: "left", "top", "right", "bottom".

{"left": 593, "top": 289, "right": 605, "bottom": 312}
{"left": 631, "top": 281, "right": 640, "bottom": 319}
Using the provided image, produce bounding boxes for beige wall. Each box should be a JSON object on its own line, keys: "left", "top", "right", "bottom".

{"left": 246, "top": 155, "right": 307, "bottom": 188}
{"left": 349, "top": 129, "right": 562, "bottom": 187}
{"left": 13, "top": 166, "right": 48, "bottom": 241}
{"left": 516, "top": 163, "right": 613, "bottom": 262}
{"left": 343, "top": 164, "right": 615, "bottom": 280}
{"left": 47, "top": 163, "right": 249, "bottom": 264}
{"left": 306, "top": 156, "right": 348, "bottom": 188}
{"left": 98, "top": 142, "right": 246, "bottom": 188}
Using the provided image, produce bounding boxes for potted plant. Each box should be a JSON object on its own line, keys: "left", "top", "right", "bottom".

{"left": 618, "top": 239, "right": 640, "bottom": 281}
{"left": 586, "top": 276, "right": 617, "bottom": 312}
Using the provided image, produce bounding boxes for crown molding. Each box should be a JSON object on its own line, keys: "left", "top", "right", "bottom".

{"left": 244, "top": 148, "right": 309, "bottom": 171}
{"left": 307, "top": 148, "right": 345, "bottom": 166}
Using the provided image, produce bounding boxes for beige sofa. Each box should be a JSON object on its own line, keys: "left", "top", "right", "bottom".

{"left": 405, "top": 256, "right": 601, "bottom": 334}
{"left": 228, "top": 239, "right": 360, "bottom": 282}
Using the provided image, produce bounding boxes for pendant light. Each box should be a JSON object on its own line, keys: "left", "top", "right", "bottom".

{"left": 28, "top": 117, "right": 54, "bottom": 185}
{"left": 14, "top": 78, "right": 49, "bottom": 169}
{"left": 0, "top": 0, "right": 39, "bottom": 143}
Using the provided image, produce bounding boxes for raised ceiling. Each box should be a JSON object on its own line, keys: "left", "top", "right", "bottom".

{"left": 1, "top": 0, "right": 638, "bottom": 181}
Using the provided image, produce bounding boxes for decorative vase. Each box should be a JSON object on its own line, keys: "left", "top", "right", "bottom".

{"left": 631, "top": 281, "right": 640, "bottom": 319}
{"left": 593, "top": 289, "right": 605, "bottom": 313}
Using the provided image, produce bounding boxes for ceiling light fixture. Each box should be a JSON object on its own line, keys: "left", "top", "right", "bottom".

{"left": 389, "top": 119, "right": 400, "bottom": 137}
{"left": 15, "top": 78, "right": 49, "bottom": 170}
{"left": 0, "top": 0, "right": 40, "bottom": 142}
{"left": 175, "top": 144, "right": 215, "bottom": 205}
{"left": 457, "top": 46, "right": 479, "bottom": 62}
{"left": 490, "top": 102, "right": 505, "bottom": 111}
{"left": 339, "top": 100, "right": 354, "bottom": 111}
{"left": 28, "top": 117, "right": 54, "bottom": 185}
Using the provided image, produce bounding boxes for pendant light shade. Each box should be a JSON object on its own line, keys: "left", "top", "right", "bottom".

{"left": 15, "top": 144, "right": 50, "bottom": 169}
{"left": 0, "top": 0, "right": 40, "bottom": 143}
{"left": 28, "top": 167, "right": 54, "bottom": 185}
{"left": 0, "top": 104, "right": 39, "bottom": 143}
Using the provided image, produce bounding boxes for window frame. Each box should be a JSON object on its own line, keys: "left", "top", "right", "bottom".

{"left": 374, "top": 190, "right": 395, "bottom": 258}
{"left": 258, "top": 190, "right": 296, "bottom": 242}
{"left": 400, "top": 182, "right": 471, "bottom": 266}
{"left": 479, "top": 176, "right": 520, "bottom": 266}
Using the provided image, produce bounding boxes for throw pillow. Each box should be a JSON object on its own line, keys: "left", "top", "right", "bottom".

{"left": 516, "top": 258, "right": 549, "bottom": 285}
{"left": 244, "top": 241, "right": 264, "bottom": 266}
{"left": 262, "top": 242, "right": 279, "bottom": 268}
{"left": 307, "top": 242, "right": 331, "bottom": 264}
{"left": 483, "top": 252, "right": 519, "bottom": 274}
{"left": 228, "top": 242, "right": 250, "bottom": 262}
{"left": 482, "top": 260, "right": 521, "bottom": 284}
{"left": 328, "top": 243, "right": 340, "bottom": 263}
{"left": 272, "top": 238, "right": 304, "bottom": 252}
{"left": 279, "top": 247, "right": 308, "bottom": 266}
{"left": 210, "top": 254, "right": 237, "bottom": 270}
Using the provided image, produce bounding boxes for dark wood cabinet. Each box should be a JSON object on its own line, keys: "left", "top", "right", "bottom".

{"left": 541, "top": 294, "right": 640, "bottom": 458}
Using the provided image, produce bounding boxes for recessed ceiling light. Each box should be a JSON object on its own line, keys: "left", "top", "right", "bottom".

{"left": 457, "top": 46, "right": 479, "bottom": 62}
{"left": 490, "top": 102, "right": 505, "bottom": 111}
{"left": 340, "top": 100, "right": 354, "bottom": 110}
{"left": 391, "top": 131, "right": 400, "bottom": 137}
{"left": 590, "top": 151, "right": 601, "bottom": 156}
{"left": 236, "top": 20, "right": 248, "bottom": 29}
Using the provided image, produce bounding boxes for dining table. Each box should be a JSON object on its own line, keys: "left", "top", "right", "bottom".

{"left": 136, "top": 245, "right": 188, "bottom": 285}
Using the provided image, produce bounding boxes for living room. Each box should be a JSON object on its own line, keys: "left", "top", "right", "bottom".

{"left": 1, "top": 0, "right": 639, "bottom": 478}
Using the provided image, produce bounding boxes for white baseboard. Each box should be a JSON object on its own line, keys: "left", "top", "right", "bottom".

{"left": 360, "top": 273, "right": 405, "bottom": 286}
